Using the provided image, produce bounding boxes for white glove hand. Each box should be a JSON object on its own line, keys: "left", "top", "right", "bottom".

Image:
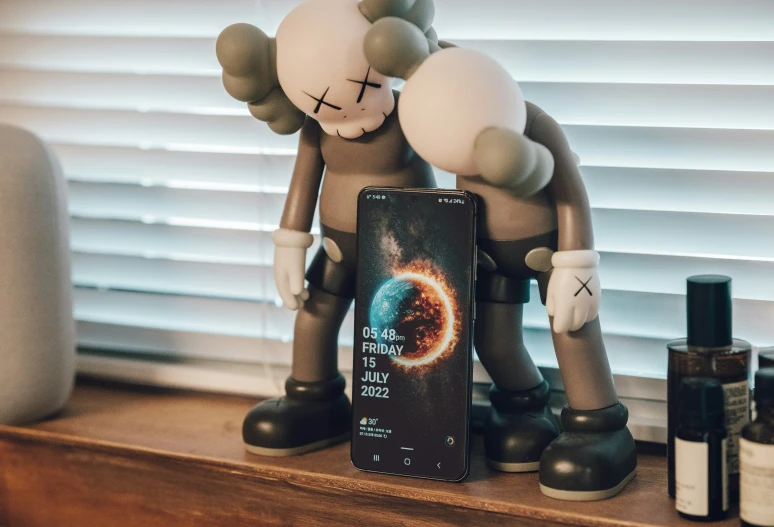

{"left": 272, "top": 228, "right": 314, "bottom": 311}
{"left": 545, "top": 250, "right": 601, "bottom": 334}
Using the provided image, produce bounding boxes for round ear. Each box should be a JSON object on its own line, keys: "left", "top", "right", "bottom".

{"left": 216, "top": 23, "right": 277, "bottom": 102}
{"left": 249, "top": 89, "right": 307, "bottom": 135}
{"left": 363, "top": 17, "right": 431, "bottom": 80}
{"left": 216, "top": 23, "right": 304, "bottom": 135}
{"left": 359, "top": 0, "right": 435, "bottom": 35}
{"left": 401, "top": 0, "right": 435, "bottom": 33}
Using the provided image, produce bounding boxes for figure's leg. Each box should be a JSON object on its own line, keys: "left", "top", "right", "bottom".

{"left": 538, "top": 312, "right": 637, "bottom": 501}
{"left": 291, "top": 285, "right": 351, "bottom": 383}
{"left": 475, "top": 271, "right": 560, "bottom": 472}
{"left": 243, "top": 243, "right": 354, "bottom": 456}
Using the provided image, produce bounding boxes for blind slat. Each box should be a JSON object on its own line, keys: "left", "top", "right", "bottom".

{"left": 72, "top": 252, "right": 269, "bottom": 301}
{"left": 4, "top": 69, "right": 773, "bottom": 130}
{"left": 584, "top": 167, "right": 774, "bottom": 216}
{"left": 3, "top": 105, "right": 772, "bottom": 171}
{"left": 594, "top": 209, "right": 774, "bottom": 260}
{"left": 53, "top": 143, "right": 293, "bottom": 188}
{"left": 68, "top": 181, "right": 274, "bottom": 227}
{"left": 73, "top": 286, "right": 774, "bottom": 350}
{"left": 2, "top": 0, "right": 770, "bottom": 41}
{"left": 69, "top": 204, "right": 774, "bottom": 265}
{"left": 51, "top": 142, "right": 774, "bottom": 219}
{"left": 76, "top": 321, "right": 670, "bottom": 382}
{"left": 2, "top": 35, "right": 772, "bottom": 84}
{"left": 71, "top": 251, "right": 774, "bottom": 306}
{"left": 70, "top": 218, "right": 271, "bottom": 264}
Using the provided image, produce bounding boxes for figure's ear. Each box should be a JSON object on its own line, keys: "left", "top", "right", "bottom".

{"left": 248, "top": 89, "right": 307, "bottom": 135}
{"left": 359, "top": 0, "right": 436, "bottom": 38}
{"left": 363, "top": 17, "right": 432, "bottom": 80}
{"left": 358, "top": 0, "right": 412, "bottom": 21}
{"left": 216, "top": 23, "right": 305, "bottom": 135}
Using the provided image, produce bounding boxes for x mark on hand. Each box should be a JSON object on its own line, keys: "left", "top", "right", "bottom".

{"left": 574, "top": 276, "right": 593, "bottom": 297}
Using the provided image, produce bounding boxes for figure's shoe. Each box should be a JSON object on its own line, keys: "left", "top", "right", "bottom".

{"left": 539, "top": 402, "right": 637, "bottom": 501}
{"left": 485, "top": 380, "right": 560, "bottom": 472}
{"left": 242, "top": 373, "right": 351, "bottom": 457}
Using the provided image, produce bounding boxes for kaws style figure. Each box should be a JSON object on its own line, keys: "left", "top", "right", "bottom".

{"left": 216, "top": 0, "right": 551, "bottom": 457}
{"left": 364, "top": 18, "right": 637, "bottom": 500}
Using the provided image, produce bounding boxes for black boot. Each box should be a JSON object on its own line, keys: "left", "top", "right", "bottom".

{"left": 539, "top": 402, "right": 637, "bottom": 501}
{"left": 242, "top": 373, "right": 351, "bottom": 456}
{"left": 485, "top": 380, "right": 560, "bottom": 472}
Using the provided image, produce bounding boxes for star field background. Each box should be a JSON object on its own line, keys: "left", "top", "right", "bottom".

{"left": 352, "top": 188, "right": 476, "bottom": 478}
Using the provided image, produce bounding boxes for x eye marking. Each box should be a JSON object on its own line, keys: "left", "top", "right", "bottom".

{"left": 348, "top": 66, "right": 382, "bottom": 103}
{"left": 574, "top": 276, "right": 593, "bottom": 297}
{"left": 303, "top": 87, "right": 342, "bottom": 114}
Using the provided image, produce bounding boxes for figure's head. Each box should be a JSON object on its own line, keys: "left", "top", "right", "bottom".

{"left": 276, "top": 0, "right": 394, "bottom": 139}
{"left": 364, "top": 18, "right": 527, "bottom": 176}
{"left": 216, "top": 0, "right": 436, "bottom": 138}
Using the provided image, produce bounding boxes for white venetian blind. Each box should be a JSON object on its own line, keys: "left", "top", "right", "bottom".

{"left": 0, "top": 1, "right": 772, "bottom": 423}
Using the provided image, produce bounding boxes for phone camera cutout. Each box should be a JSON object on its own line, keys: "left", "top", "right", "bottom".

{"left": 445, "top": 436, "right": 456, "bottom": 447}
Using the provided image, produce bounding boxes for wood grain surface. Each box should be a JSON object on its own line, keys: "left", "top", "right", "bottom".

{"left": 0, "top": 380, "right": 739, "bottom": 527}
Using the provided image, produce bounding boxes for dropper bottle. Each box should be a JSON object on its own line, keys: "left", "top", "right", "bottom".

{"left": 675, "top": 377, "right": 729, "bottom": 521}
{"left": 740, "top": 368, "right": 774, "bottom": 527}
{"left": 667, "top": 275, "right": 752, "bottom": 500}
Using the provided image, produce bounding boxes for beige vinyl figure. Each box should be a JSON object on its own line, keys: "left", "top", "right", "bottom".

{"left": 216, "top": 0, "right": 552, "bottom": 463}
{"left": 363, "top": 17, "right": 637, "bottom": 500}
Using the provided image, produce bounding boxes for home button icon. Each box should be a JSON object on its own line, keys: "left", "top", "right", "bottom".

{"left": 404, "top": 458, "right": 411, "bottom": 466}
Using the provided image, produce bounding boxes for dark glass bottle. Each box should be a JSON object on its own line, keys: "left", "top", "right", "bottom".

{"left": 740, "top": 368, "right": 774, "bottom": 527}
{"left": 667, "top": 275, "right": 751, "bottom": 500}
{"left": 675, "top": 378, "right": 729, "bottom": 522}
{"left": 759, "top": 349, "right": 774, "bottom": 370}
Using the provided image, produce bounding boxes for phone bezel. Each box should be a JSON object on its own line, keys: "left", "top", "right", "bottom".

{"left": 350, "top": 186, "right": 477, "bottom": 483}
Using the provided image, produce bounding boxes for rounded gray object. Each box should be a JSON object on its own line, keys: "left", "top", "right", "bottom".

{"left": 0, "top": 125, "right": 75, "bottom": 425}
{"left": 363, "top": 17, "right": 430, "bottom": 80}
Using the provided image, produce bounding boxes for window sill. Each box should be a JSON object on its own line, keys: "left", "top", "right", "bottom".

{"left": 0, "top": 379, "right": 735, "bottom": 527}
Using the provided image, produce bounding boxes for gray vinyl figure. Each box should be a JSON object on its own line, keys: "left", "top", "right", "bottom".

{"left": 217, "top": 0, "right": 636, "bottom": 502}
{"left": 364, "top": 17, "right": 638, "bottom": 500}
{"left": 217, "top": 0, "right": 550, "bottom": 458}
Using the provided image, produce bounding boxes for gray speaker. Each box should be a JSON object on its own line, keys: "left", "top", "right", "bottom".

{"left": 0, "top": 124, "right": 75, "bottom": 424}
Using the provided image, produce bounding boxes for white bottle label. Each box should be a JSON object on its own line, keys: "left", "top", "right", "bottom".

{"left": 740, "top": 438, "right": 774, "bottom": 526}
{"left": 722, "top": 438, "right": 729, "bottom": 512}
{"left": 723, "top": 380, "right": 750, "bottom": 475}
{"left": 676, "top": 438, "right": 709, "bottom": 516}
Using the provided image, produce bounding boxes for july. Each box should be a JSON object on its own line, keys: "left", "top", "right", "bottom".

{"left": 361, "top": 371, "right": 389, "bottom": 383}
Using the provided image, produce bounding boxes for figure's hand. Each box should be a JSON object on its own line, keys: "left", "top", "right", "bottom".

{"left": 546, "top": 250, "right": 601, "bottom": 334}
{"left": 474, "top": 127, "right": 554, "bottom": 197}
{"left": 272, "top": 228, "right": 314, "bottom": 311}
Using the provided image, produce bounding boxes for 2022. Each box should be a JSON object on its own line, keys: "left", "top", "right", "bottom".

{"left": 360, "top": 385, "right": 390, "bottom": 398}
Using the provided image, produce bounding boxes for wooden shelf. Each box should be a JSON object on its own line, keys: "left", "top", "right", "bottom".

{"left": 0, "top": 380, "right": 738, "bottom": 527}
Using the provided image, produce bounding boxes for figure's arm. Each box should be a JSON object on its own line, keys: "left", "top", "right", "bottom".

{"left": 528, "top": 110, "right": 593, "bottom": 251}
{"left": 529, "top": 108, "right": 600, "bottom": 334}
{"left": 280, "top": 117, "right": 325, "bottom": 232}
{"left": 272, "top": 118, "right": 325, "bottom": 310}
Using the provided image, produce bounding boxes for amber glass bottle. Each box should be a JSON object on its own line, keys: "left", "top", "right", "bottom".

{"left": 667, "top": 276, "right": 751, "bottom": 500}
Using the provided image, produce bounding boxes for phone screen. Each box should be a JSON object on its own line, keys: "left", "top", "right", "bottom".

{"left": 351, "top": 188, "right": 476, "bottom": 481}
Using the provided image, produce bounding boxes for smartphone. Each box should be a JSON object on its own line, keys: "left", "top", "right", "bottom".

{"left": 350, "top": 187, "right": 477, "bottom": 482}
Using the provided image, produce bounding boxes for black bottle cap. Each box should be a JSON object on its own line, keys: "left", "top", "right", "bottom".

{"left": 687, "top": 275, "right": 733, "bottom": 348}
{"left": 754, "top": 368, "right": 774, "bottom": 406}
{"left": 679, "top": 377, "right": 725, "bottom": 429}
{"left": 759, "top": 349, "right": 774, "bottom": 369}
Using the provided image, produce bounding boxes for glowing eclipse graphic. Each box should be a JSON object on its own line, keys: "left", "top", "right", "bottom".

{"left": 369, "top": 262, "right": 459, "bottom": 368}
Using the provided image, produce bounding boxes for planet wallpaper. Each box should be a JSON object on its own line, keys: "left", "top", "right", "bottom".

{"left": 352, "top": 189, "right": 475, "bottom": 480}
